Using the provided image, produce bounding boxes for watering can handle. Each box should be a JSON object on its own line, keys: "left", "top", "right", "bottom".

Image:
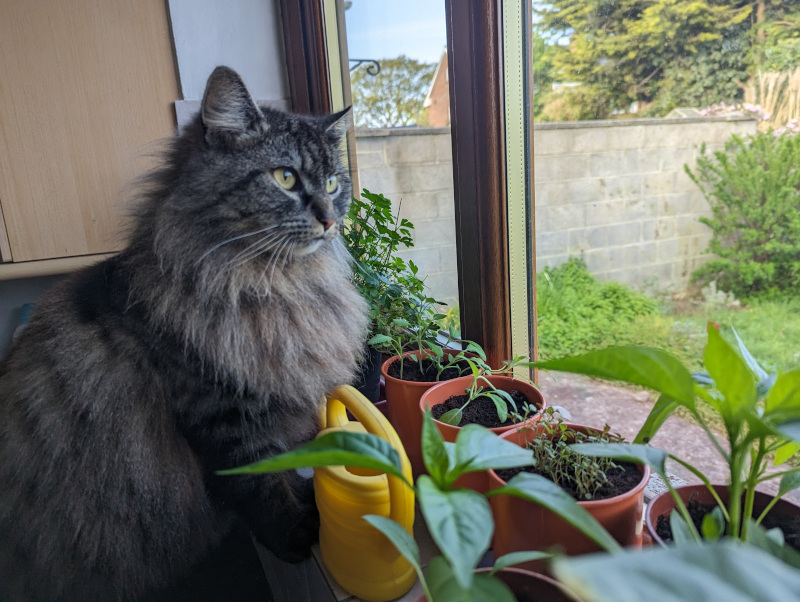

{"left": 323, "top": 385, "right": 414, "bottom": 530}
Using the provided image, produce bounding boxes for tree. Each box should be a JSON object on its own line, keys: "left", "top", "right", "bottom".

{"left": 533, "top": 0, "right": 800, "bottom": 117}
{"left": 351, "top": 55, "right": 437, "bottom": 128}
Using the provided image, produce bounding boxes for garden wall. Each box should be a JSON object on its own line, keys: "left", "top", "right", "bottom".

{"left": 355, "top": 115, "right": 757, "bottom": 305}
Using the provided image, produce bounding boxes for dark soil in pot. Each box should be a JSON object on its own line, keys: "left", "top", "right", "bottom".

{"left": 429, "top": 390, "right": 535, "bottom": 428}
{"left": 386, "top": 357, "right": 471, "bottom": 383}
{"left": 655, "top": 499, "right": 800, "bottom": 550}
{"left": 496, "top": 461, "right": 643, "bottom": 502}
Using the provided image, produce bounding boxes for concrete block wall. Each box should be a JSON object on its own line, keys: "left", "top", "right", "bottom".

{"left": 533, "top": 116, "right": 757, "bottom": 290}
{"left": 355, "top": 127, "right": 459, "bottom": 307}
{"left": 354, "top": 115, "right": 757, "bottom": 306}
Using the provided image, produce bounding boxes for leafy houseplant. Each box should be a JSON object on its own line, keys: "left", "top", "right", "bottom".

{"left": 342, "top": 188, "right": 430, "bottom": 401}
{"left": 528, "top": 323, "right": 800, "bottom": 546}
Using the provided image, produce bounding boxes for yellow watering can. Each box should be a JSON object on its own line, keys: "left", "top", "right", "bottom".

{"left": 315, "top": 385, "right": 416, "bottom": 601}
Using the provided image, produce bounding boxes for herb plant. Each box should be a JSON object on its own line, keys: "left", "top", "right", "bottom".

{"left": 342, "top": 189, "right": 430, "bottom": 352}
{"left": 519, "top": 409, "right": 623, "bottom": 501}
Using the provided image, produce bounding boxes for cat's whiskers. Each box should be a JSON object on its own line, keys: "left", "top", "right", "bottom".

{"left": 194, "top": 224, "right": 281, "bottom": 266}
{"left": 226, "top": 231, "right": 286, "bottom": 268}
{"left": 261, "top": 236, "right": 295, "bottom": 296}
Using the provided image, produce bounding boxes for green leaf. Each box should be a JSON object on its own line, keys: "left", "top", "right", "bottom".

{"left": 530, "top": 346, "right": 695, "bottom": 404}
{"left": 633, "top": 394, "right": 680, "bottom": 444}
{"left": 774, "top": 442, "right": 800, "bottom": 466}
{"left": 216, "top": 431, "right": 409, "bottom": 486}
{"left": 450, "top": 425, "right": 535, "bottom": 479}
{"left": 425, "top": 557, "right": 515, "bottom": 602}
{"left": 744, "top": 520, "right": 800, "bottom": 570}
{"left": 700, "top": 507, "right": 725, "bottom": 541}
{"left": 553, "top": 541, "right": 800, "bottom": 602}
{"left": 491, "top": 551, "right": 553, "bottom": 574}
{"left": 703, "top": 323, "right": 757, "bottom": 416}
{"left": 367, "top": 333, "right": 393, "bottom": 347}
{"left": 732, "top": 326, "right": 768, "bottom": 381}
{"left": 487, "top": 472, "right": 621, "bottom": 553}
{"left": 776, "top": 420, "right": 800, "bottom": 444}
{"left": 439, "top": 409, "right": 463, "bottom": 426}
{"left": 421, "top": 410, "right": 450, "bottom": 486}
{"left": 669, "top": 510, "right": 695, "bottom": 546}
{"left": 569, "top": 442, "right": 667, "bottom": 477}
{"left": 779, "top": 471, "right": 800, "bottom": 497}
{"left": 417, "top": 476, "right": 493, "bottom": 591}
{"left": 765, "top": 370, "right": 800, "bottom": 423}
{"left": 465, "top": 342, "right": 487, "bottom": 361}
{"left": 363, "top": 515, "right": 423, "bottom": 577}
{"left": 487, "top": 393, "right": 509, "bottom": 423}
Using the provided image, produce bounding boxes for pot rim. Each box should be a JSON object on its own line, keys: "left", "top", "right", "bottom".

{"left": 644, "top": 482, "right": 800, "bottom": 547}
{"left": 380, "top": 349, "right": 471, "bottom": 387}
{"left": 487, "top": 423, "right": 651, "bottom": 507}
{"left": 419, "top": 375, "right": 547, "bottom": 434}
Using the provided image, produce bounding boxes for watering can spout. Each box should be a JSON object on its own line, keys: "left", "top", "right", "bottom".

{"left": 314, "top": 385, "right": 416, "bottom": 601}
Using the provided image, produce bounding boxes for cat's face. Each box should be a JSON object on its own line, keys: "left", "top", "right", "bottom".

{"left": 163, "top": 67, "right": 352, "bottom": 276}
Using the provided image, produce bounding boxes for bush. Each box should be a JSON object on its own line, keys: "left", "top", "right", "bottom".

{"left": 687, "top": 132, "right": 800, "bottom": 300}
{"left": 536, "top": 258, "right": 659, "bottom": 359}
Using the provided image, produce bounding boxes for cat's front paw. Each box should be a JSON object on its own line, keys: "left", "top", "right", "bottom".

{"left": 267, "top": 501, "right": 320, "bottom": 563}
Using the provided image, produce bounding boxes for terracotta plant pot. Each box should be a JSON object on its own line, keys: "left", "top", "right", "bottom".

{"left": 645, "top": 483, "right": 800, "bottom": 546}
{"left": 420, "top": 375, "right": 547, "bottom": 493}
{"left": 487, "top": 423, "right": 650, "bottom": 572}
{"left": 382, "top": 350, "right": 468, "bottom": 477}
{"left": 416, "top": 566, "right": 576, "bottom": 602}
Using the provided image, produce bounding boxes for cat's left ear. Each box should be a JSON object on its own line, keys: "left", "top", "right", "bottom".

{"left": 320, "top": 106, "right": 352, "bottom": 142}
{"left": 201, "top": 66, "right": 267, "bottom": 148}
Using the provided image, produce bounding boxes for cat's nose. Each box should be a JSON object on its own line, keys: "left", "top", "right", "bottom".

{"left": 320, "top": 217, "right": 336, "bottom": 231}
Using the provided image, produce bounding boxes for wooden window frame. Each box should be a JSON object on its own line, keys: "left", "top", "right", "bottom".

{"left": 279, "top": 0, "right": 533, "bottom": 369}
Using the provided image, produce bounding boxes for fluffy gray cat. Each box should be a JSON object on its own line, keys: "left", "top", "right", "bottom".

{"left": 0, "top": 66, "right": 368, "bottom": 600}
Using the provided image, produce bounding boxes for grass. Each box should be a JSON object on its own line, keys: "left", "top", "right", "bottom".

{"left": 536, "top": 258, "right": 800, "bottom": 375}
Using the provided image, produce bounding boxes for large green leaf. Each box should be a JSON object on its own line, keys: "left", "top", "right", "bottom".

{"left": 491, "top": 551, "right": 553, "bottom": 574}
{"left": 487, "top": 472, "right": 621, "bottom": 553}
{"left": 421, "top": 411, "right": 450, "bottom": 487}
{"left": 553, "top": 541, "right": 800, "bottom": 602}
{"left": 633, "top": 393, "right": 681, "bottom": 444}
{"left": 765, "top": 369, "right": 800, "bottom": 423}
{"left": 530, "top": 346, "right": 695, "bottom": 404}
{"left": 363, "top": 514, "right": 423, "bottom": 577}
{"left": 216, "top": 430, "right": 409, "bottom": 486}
{"left": 703, "top": 323, "right": 757, "bottom": 417}
{"left": 776, "top": 420, "right": 800, "bottom": 445}
{"left": 425, "top": 557, "right": 515, "bottom": 602}
{"left": 449, "top": 425, "right": 535, "bottom": 482}
{"left": 569, "top": 442, "right": 668, "bottom": 477}
{"left": 417, "top": 476, "right": 493, "bottom": 590}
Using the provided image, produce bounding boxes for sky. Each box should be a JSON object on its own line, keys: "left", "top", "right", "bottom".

{"left": 344, "top": 0, "right": 447, "bottom": 65}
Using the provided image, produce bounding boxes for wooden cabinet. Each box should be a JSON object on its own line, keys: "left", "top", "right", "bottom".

{"left": 0, "top": 0, "right": 179, "bottom": 273}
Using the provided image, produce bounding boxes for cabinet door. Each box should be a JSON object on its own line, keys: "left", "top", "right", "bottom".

{"left": 0, "top": 0, "right": 179, "bottom": 262}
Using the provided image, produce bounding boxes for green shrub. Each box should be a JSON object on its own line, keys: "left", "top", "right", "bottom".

{"left": 536, "top": 258, "right": 659, "bottom": 359}
{"left": 687, "top": 132, "right": 800, "bottom": 300}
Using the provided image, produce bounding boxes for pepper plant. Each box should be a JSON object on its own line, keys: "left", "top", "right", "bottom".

{"left": 527, "top": 323, "right": 800, "bottom": 543}
{"left": 219, "top": 411, "right": 616, "bottom": 601}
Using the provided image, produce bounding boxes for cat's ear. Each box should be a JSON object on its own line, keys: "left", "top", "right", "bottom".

{"left": 320, "top": 106, "right": 352, "bottom": 142}
{"left": 201, "top": 66, "right": 266, "bottom": 148}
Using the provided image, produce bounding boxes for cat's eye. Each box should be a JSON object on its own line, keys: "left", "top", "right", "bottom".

{"left": 273, "top": 168, "right": 298, "bottom": 190}
{"left": 326, "top": 176, "right": 339, "bottom": 194}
